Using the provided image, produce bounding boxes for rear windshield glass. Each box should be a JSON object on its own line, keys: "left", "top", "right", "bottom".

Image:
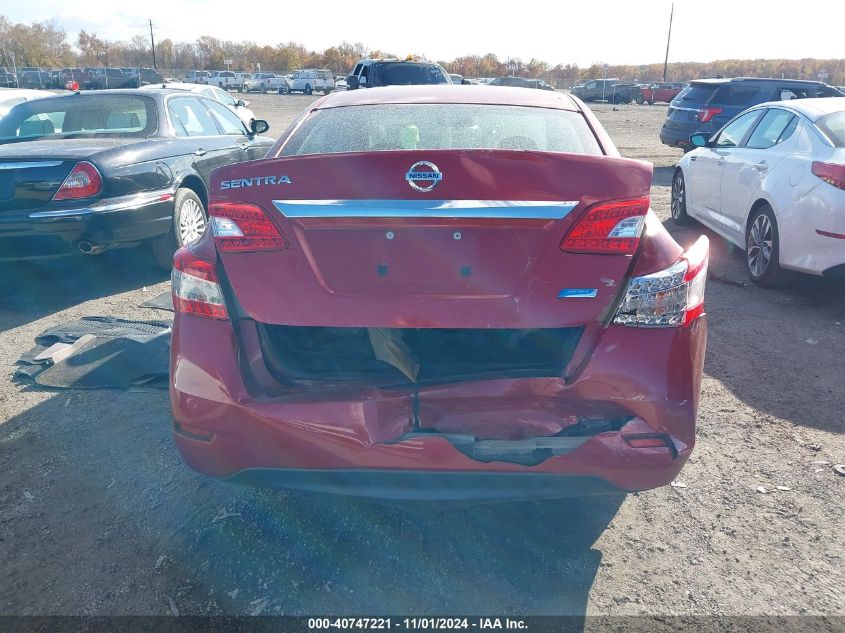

{"left": 0, "top": 95, "right": 157, "bottom": 141}
{"left": 816, "top": 111, "right": 845, "bottom": 147}
{"left": 282, "top": 104, "right": 602, "bottom": 156}
{"left": 677, "top": 84, "right": 719, "bottom": 103}
{"left": 373, "top": 63, "right": 449, "bottom": 86}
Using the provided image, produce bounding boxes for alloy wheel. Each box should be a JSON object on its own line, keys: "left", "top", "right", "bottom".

{"left": 671, "top": 174, "right": 685, "bottom": 220}
{"left": 747, "top": 213, "right": 773, "bottom": 278}
{"left": 178, "top": 198, "right": 206, "bottom": 245}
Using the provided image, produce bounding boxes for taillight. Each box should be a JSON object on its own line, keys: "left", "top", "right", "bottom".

{"left": 811, "top": 161, "right": 845, "bottom": 190}
{"left": 209, "top": 202, "right": 288, "bottom": 252}
{"left": 52, "top": 161, "right": 102, "bottom": 200}
{"left": 698, "top": 107, "right": 723, "bottom": 123}
{"left": 614, "top": 235, "right": 709, "bottom": 328}
{"left": 560, "top": 197, "right": 649, "bottom": 255}
{"left": 171, "top": 248, "right": 228, "bottom": 320}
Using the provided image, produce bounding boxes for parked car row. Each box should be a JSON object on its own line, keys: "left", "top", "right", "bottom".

{"left": 5, "top": 66, "right": 165, "bottom": 90}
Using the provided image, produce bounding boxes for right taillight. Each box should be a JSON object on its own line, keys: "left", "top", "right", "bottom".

{"left": 560, "top": 197, "right": 649, "bottom": 255}
{"left": 811, "top": 161, "right": 845, "bottom": 190}
{"left": 209, "top": 202, "right": 288, "bottom": 252}
{"left": 614, "top": 235, "right": 709, "bottom": 328}
{"left": 172, "top": 248, "right": 228, "bottom": 320}
{"left": 698, "top": 107, "right": 723, "bottom": 123}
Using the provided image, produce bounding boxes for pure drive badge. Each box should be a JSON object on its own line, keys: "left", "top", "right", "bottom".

{"left": 220, "top": 175, "right": 292, "bottom": 190}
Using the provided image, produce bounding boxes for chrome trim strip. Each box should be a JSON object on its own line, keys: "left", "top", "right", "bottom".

{"left": 0, "top": 161, "right": 63, "bottom": 170}
{"left": 669, "top": 106, "right": 701, "bottom": 113}
{"left": 273, "top": 199, "right": 580, "bottom": 220}
{"left": 28, "top": 189, "right": 175, "bottom": 218}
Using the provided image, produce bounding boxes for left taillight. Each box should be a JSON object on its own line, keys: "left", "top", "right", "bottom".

{"left": 52, "top": 161, "right": 102, "bottom": 201}
{"left": 560, "top": 197, "right": 649, "bottom": 255}
{"left": 172, "top": 248, "right": 228, "bottom": 320}
{"left": 209, "top": 202, "right": 288, "bottom": 252}
{"left": 613, "top": 235, "right": 709, "bottom": 328}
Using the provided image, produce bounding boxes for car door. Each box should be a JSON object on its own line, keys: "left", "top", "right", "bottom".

{"left": 720, "top": 107, "right": 800, "bottom": 232}
{"left": 202, "top": 98, "right": 267, "bottom": 161}
{"left": 167, "top": 95, "right": 235, "bottom": 185}
{"left": 688, "top": 109, "right": 763, "bottom": 229}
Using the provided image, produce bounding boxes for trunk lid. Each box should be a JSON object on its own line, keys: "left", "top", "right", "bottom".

{"left": 213, "top": 149, "right": 652, "bottom": 329}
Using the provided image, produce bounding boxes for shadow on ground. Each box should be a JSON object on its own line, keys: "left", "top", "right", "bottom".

{"left": 662, "top": 217, "right": 845, "bottom": 434}
{"left": 0, "top": 247, "right": 167, "bottom": 333}
{"left": 0, "top": 389, "right": 621, "bottom": 616}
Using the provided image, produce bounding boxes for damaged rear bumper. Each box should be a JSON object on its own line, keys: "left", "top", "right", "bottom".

{"left": 171, "top": 315, "right": 706, "bottom": 499}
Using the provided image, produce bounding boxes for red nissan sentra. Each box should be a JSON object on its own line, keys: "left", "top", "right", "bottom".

{"left": 170, "top": 85, "right": 708, "bottom": 501}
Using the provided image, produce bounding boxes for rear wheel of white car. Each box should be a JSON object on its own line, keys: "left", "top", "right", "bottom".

{"left": 304, "top": 84, "right": 313, "bottom": 95}
{"left": 670, "top": 169, "right": 692, "bottom": 225}
{"left": 745, "top": 204, "right": 785, "bottom": 287}
{"left": 151, "top": 188, "right": 207, "bottom": 270}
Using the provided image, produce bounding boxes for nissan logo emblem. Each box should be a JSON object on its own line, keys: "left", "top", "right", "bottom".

{"left": 405, "top": 161, "right": 443, "bottom": 192}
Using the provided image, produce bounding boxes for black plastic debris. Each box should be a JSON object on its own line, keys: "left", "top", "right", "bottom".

{"left": 15, "top": 316, "right": 171, "bottom": 390}
{"left": 139, "top": 291, "right": 174, "bottom": 312}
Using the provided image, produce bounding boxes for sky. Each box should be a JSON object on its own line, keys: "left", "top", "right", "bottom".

{"left": 5, "top": 0, "right": 845, "bottom": 66}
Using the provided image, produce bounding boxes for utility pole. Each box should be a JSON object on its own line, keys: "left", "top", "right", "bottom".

{"left": 149, "top": 20, "right": 157, "bottom": 69}
{"left": 662, "top": 3, "right": 674, "bottom": 82}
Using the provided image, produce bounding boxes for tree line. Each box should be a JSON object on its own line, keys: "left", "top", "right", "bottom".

{"left": 2, "top": 15, "right": 844, "bottom": 87}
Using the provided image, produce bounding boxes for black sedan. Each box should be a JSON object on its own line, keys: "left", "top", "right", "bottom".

{"left": 0, "top": 90, "right": 273, "bottom": 268}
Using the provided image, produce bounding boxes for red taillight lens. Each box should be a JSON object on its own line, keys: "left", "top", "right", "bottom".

{"left": 171, "top": 247, "right": 228, "bottom": 320}
{"left": 560, "top": 197, "right": 649, "bottom": 255}
{"left": 697, "top": 107, "right": 723, "bottom": 123}
{"left": 811, "top": 161, "right": 845, "bottom": 190}
{"left": 52, "top": 161, "right": 102, "bottom": 201}
{"left": 209, "top": 202, "right": 288, "bottom": 252}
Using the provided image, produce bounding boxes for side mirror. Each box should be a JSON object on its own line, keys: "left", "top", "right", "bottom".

{"left": 689, "top": 132, "right": 710, "bottom": 148}
{"left": 236, "top": 99, "right": 247, "bottom": 107}
{"left": 346, "top": 75, "right": 359, "bottom": 90}
{"left": 250, "top": 119, "right": 269, "bottom": 135}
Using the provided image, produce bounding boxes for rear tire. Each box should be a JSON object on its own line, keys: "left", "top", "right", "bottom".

{"left": 304, "top": 84, "right": 313, "bottom": 95}
{"left": 150, "top": 188, "right": 207, "bottom": 270}
{"left": 745, "top": 205, "right": 786, "bottom": 287}
{"left": 635, "top": 94, "right": 644, "bottom": 105}
{"left": 671, "top": 169, "right": 693, "bottom": 225}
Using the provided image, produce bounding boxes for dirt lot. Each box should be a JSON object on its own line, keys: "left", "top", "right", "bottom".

{"left": 0, "top": 94, "right": 843, "bottom": 618}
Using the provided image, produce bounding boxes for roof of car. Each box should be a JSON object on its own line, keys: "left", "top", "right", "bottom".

{"left": 691, "top": 77, "right": 830, "bottom": 86}
{"left": 315, "top": 85, "right": 579, "bottom": 111}
{"left": 751, "top": 97, "right": 845, "bottom": 120}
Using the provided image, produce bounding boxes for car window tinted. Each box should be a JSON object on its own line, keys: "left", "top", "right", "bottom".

{"left": 168, "top": 97, "right": 219, "bottom": 137}
{"left": 816, "top": 111, "right": 845, "bottom": 147}
{"left": 746, "top": 109, "right": 797, "bottom": 149}
{"left": 713, "top": 110, "right": 762, "bottom": 147}
{"left": 204, "top": 99, "right": 246, "bottom": 135}
{"left": 712, "top": 85, "right": 763, "bottom": 106}
{"left": 282, "top": 104, "right": 602, "bottom": 156}
{"left": 678, "top": 84, "right": 719, "bottom": 103}
{"left": 372, "top": 63, "right": 448, "bottom": 86}
{"left": 0, "top": 95, "right": 155, "bottom": 140}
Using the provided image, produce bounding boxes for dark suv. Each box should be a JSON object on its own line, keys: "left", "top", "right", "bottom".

{"left": 571, "top": 79, "right": 638, "bottom": 104}
{"left": 347, "top": 59, "right": 450, "bottom": 89}
{"left": 660, "top": 77, "right": 844, "bottom": 150}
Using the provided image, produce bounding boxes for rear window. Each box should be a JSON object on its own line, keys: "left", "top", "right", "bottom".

{"left": 372, "top": 63, "right": 449, "bottom": 86}
{"left": 816, "top": 111, "right": 845, "bottom": 147}
{"left": 0, "top": 95, "right": 156, "bottom": 141}
{"left": 282, "top": 104, "right": 602, "bottom": 156}
{"left": 677, "top": 84, "right": 719, "bottom": 104}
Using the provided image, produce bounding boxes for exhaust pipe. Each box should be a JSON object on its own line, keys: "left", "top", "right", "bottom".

{"left": 78, "top": 241, "right": 107, "bottom": 255}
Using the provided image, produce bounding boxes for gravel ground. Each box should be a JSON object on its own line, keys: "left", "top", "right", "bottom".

{"left": 0, "top": 94, "right": 843, "bottom": 618}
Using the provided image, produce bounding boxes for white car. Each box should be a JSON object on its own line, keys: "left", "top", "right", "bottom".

{"left": 243, "top": 72, "right": 287, "bottom": 93}
{"left": 0, "top": 88, "right": 51, "bottom": 119}
{"left": 284, "top": 69, "right": 334, "bottom": 95}
{"left": 672, "top": 98, "right": 845, "bottom": 285}
{"left": 334, "top": 76, "right": 347, "bottom": 90}
{"left": 141, "top": 82, "right": 257, "bottom": 128}
{"left": 208, "top": 71, "right": 242, "bottom": 91}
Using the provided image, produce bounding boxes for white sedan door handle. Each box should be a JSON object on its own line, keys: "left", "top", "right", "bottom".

{"left": 754, "top": 161, "right": 768, "bottom": 171}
